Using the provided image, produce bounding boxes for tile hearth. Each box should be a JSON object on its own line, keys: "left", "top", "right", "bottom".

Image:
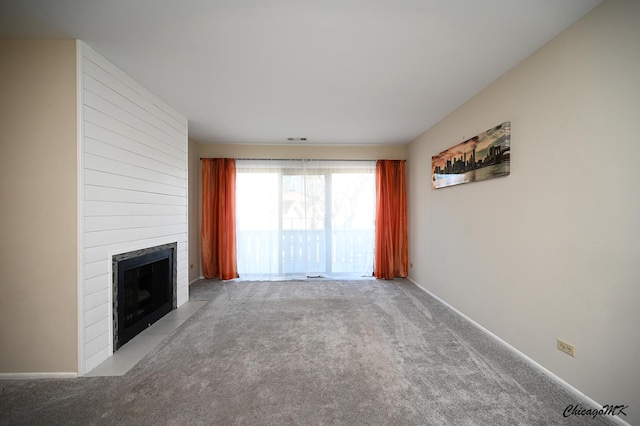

{"left": 86, "top": 301, "right": 207, "bottom": 377}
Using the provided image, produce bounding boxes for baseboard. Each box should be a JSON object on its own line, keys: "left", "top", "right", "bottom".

{"left": 406, "top": 277, "right": 631, "bottom": 426}
{"left": 189, "top": 276, "right": 203, "bottom": 286}
{"left": 0, "top": 372, "right": 78, "bottom": 380}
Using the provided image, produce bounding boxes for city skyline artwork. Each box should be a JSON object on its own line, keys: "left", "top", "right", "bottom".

{"left": 432, "top": 121, "right": 511, "bottom": 189}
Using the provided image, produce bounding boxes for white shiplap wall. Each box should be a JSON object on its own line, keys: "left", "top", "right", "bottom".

{"left": 80, "top": 43, "right": 188, "bottom": 373}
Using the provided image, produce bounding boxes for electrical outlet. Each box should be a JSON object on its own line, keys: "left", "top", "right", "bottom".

{"left": 557, "top": 339, "right": 576, "bottom": 357}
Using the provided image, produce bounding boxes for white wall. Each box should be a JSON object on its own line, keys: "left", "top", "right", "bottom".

{"left": 407, "top": 0, "right": 639, "bottom": 423}
{"left": 80, "top": 43, "right": 189, "bottom": 373}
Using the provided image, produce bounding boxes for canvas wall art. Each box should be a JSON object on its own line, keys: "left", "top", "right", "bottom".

{"left": 432, "top": 122, "right": 510, "bottom": 189}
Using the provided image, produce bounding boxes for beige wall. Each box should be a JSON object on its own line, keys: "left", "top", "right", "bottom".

{"left": 0, "top": 39, "right": 78, "bottom": 373}
{"left": 198, "top": 143, "right": 405, "bottom": 161}
{"left": 407, "top": 0, "right": 640, "bottom": 422}
{"left": 188, "top": 138, "right": 201, "bottom": 283}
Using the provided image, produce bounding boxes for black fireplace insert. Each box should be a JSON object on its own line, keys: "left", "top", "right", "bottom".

{"left": 113, "top": 244, "right": 176, "bottom": 350}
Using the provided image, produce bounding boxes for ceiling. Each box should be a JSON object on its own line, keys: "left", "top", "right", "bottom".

{"left": 1, "top": 0, "right": 602, "bottom": 145}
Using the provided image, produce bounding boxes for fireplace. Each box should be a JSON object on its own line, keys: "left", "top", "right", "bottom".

{"left": 112, "top": 243, "right": 177, "bottom": 350}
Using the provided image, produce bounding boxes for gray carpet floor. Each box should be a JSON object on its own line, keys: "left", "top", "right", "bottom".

{"left": 0, "top": 279, "right": 617, "bottom": 425}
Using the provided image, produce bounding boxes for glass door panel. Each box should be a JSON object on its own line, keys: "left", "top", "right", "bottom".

{"left": 282, "top": 174, "right": 326, "bottom": 275}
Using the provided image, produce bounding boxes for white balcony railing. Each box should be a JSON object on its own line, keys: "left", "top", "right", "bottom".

{"left": 237, "top": 229, "right": 374, "bottom": 276}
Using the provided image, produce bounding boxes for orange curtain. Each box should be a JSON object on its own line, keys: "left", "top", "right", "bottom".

{"left": 201, "top": 158, "right": 239, "bottom": 280}
{"left": 375, "top": 160, "right": 408, "bottom": 279}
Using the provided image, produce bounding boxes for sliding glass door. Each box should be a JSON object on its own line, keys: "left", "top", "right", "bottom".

{"left": 236, "top": 160, "right": 375, "bottom": 280}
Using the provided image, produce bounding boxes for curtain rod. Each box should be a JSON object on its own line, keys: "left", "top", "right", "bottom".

{"left": 199, "top": 158, "right": 395, "bottom": 161}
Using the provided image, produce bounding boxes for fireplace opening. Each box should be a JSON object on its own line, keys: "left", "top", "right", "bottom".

{"left": 113, "top": 243, "right": 177, "bottom": 350}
